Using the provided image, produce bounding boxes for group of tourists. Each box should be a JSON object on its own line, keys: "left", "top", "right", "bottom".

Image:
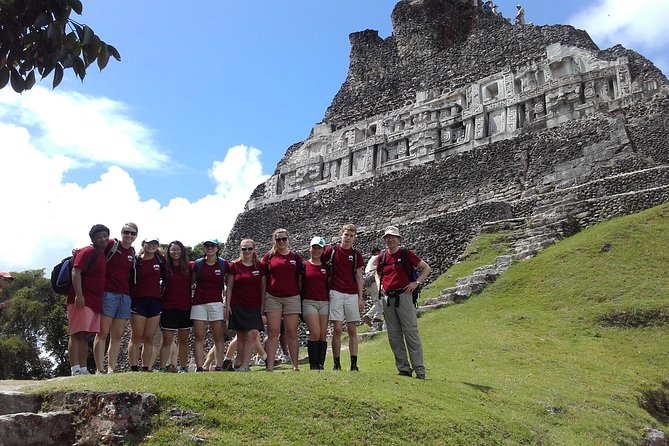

{"left": 66, "top": 222, "right": 431, "bottom": 379}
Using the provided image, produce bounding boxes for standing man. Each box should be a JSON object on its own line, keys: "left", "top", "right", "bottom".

{"left": 68, "top": 224, "right": 109, "bottom": 375}
{"left": 0, "top": 272, "right": 14, "bottom": 311}
{"left": 324, "top": 224, "right": 364, "bottom": 371}
{"left": 376, "top": 226, "right": 431, "bottom": 380}
{"left": 94, "top": 222, "right": 138, "bottom": 373}
{"left": 514, "top": 4, "right": 525, "bottom": 25}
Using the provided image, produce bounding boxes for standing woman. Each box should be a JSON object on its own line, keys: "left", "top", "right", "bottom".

{"left": 301, "top": 236, "right": 330, "bottom": 370}
{"left": 95, "top": 222, "right": 138, "bottom": 374}
{"left": 128, "top": 236, "right": 164, "bottom": 371}
{"left": 261, "top": 228, "right": 302, "bottom": 371}
{"left": 224, "top": 239, "right": 265, "bottom": 372}
{"left": 159, "top": 240, "right": 193, "bottom": 372}
{"left": 191, "top": 239, "right": 227, "bottom": 372}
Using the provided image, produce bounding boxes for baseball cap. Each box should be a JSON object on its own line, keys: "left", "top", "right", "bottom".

{"left": 0, "top": 272, "right": 13, "bottom": 281}
{"left": 203, "top": 239, "right": 219, "bottom": 246}
{"left": 310, "top": 236, "right": 326, "bottom": 248}
{"left": 383, "top": 226, "right": 401, "bottom": 238}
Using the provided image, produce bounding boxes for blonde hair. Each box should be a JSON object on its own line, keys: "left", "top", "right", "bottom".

{"left": 341, "top": 223, "right": 357, "bottom": 235}
{"left": 270, "top": 228, "right": 289, "bottom": 254}
{"left": 235, "top": 239, "right": 259, "bottom": 265}
{"left": 122, "top": 222, "right": 139, "bottom": 232}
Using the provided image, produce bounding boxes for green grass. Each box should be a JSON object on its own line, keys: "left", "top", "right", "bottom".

{"left": 30, "top": 205, "right": 669, "bottom": 445}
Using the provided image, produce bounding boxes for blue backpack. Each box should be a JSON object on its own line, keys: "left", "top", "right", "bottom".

{"left": 50, "top": 241, "right": 120, "bottom": 295}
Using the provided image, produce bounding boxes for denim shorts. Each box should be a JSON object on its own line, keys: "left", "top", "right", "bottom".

{"left": 102, "top": 291, "right": 132, "bottom": 319}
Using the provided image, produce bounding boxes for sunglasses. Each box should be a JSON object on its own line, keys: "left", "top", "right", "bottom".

{"left": 122, "top": 230, "right": 137, "bottom": 236}
{"left": 275, "top": 237, "right": 288, "bottom": 242}
{"left": 240, "top": 247, "right": 254, "bottom": 252}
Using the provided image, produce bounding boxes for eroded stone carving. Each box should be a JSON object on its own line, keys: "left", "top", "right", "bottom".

{"left": 249, "top": 43, "right": 662, "bottom": 208}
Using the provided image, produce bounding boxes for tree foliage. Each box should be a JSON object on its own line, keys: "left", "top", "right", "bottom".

{"left": 0, "top": 0, "right": 120, "bottom": 93}
{"left": 0, "top": 269, "right": 68, "bottom": 378}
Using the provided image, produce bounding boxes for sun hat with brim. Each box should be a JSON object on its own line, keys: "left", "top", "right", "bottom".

{"left": 383, "top": 226, "right": 401, "bottom": 238}
{"left": 143, "top": 237, "right": 160, "bottom": 244}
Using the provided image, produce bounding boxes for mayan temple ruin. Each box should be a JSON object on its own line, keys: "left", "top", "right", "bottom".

{"left": 224, "top": 0, "right": 669, "bottom": 276}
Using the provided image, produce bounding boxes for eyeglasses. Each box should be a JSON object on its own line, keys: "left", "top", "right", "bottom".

{"left": 240, "top": 247, "right": 254, "bottom": 252}
{"left": 122, "top": 230, "right": 137, "bottom": 236}
{"left": 275, "top": 237, "right": 288, "bottom": 242}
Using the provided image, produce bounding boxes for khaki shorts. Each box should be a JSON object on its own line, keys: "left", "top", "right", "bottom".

{"left": 328, "top": 290, "right": 360, "bottom": 322}
{"left": 264, "top": 293, "right": 301, "bottom": 315}
{"left": 190, "top": 302, "right": 224, "bottom": 321}
{"left": 302, "top": 299, "right": 330, "bottom": 316}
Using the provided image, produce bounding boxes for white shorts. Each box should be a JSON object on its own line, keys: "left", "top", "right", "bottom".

{"left": 190, "top": 302, "right": 224, "bottom": 322}
{"left": 328, "top": 290, "right": 360, "bottom": 322}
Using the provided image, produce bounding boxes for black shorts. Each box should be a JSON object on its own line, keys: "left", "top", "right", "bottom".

{"left": 160, "top": 309, "right": 193, "bottom": 330}
{"left": 228, "top": 305, "right": 264, "bottom": 332}
{"left": 131, "top": 297, "right": 162, "bottom": 318}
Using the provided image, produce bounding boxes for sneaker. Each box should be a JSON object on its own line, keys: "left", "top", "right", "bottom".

{"left": 416, "top": 373, "right": 426, "bottom": 380}
{"left": 214, "top": 366, "right": 222, "bottom": 371}
{"left": 254, "top": 356, "right": 266, "bottom": 366}
{"left": 107, "top": 369, "right": 115, "bottom": 374}
{"left": 179, "top": 367, "right": 189, "bottom": 373}
{"left": 158, "top": 367, "right": 168, "bottom": 373}
{"left": 196, "top": 367, "right": 205, "bottom": 373}
{"left": 78, "top": 368, "right": 91, "bottom": 375}
{"left": 222, "top": 359, "right": 234, "bottom": 371}
{"left": 236, "top": 365, "right": 251, "bottom": 372}
{"left": 398, "top": 370, "right": 412, "bottom": 377}
{"left": 166, "top": 364, "right": 178, "bottom": 373}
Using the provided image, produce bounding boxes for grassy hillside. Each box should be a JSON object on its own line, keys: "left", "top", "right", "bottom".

{"left": 34, "top": 204, "right": 669, "bottom": 445}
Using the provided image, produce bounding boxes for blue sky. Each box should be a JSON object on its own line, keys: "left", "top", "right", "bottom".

{"left": 0, "top": 0, "right": 667, "bottom": 272}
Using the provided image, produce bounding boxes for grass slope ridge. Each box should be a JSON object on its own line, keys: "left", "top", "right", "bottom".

{"left": 38, "top": 205, "right": 669, "bottom": 445}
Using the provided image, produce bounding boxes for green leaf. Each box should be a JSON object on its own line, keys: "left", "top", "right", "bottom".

{"left": 73, "top": 57, "right": 85, "bottom": 80}
{"left": 82, "top": 25, "right": 93, "bottom": 45}
{"left": 33, "top": 12, "right": 52, "bottom": 28}
{"left": 10, "top": 68, "right": 25, "bottom": 93}
{"left": 0, "top": 67, "right": 9, "bottom": 89}
{"left": 72, "top": 22, "right": 84, "bottom": 41}
{"left": 69, "top": 0, "right": 83, "bottom": 15}
{"left": 24, "top": 70, "right": 36, "bottom": 90}
{"left": 97, "top": 44, "right": 109, "bottom": 70}
{"left": 52, "top": 63, "right": 63, "bottom": 89}
{"left": 107, "top": 44, "right": 121, "bottom": 61}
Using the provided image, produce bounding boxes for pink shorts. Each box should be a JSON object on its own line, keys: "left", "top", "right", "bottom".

{"left": 67, "top": 304, "right": 101, "bottom": 334}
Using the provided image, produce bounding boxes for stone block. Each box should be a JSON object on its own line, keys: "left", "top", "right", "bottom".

{"left": 0, "top": 411, "right": 75, "bottom": 446}
{"left": 0, "top": 391, "right": 42, "bottom": 415}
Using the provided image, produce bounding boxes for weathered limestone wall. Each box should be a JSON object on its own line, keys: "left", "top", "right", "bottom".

{"left": 227, "top": 0, "right": 669, "bottom": 281}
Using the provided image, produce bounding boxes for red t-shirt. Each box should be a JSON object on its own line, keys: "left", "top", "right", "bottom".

{"left": 105, "top": 241, "right": 135, "bottom": 294}
{"left": 323, "top": 244, "right": 363, "bottom": 295}
{"left": 228, "top": 261, "right": 264, "bottom": 309}
{"left": 376, "top": 249, "right": 422, "bottom": 291}
{"left": 301, "top": 261, "right": 329, "bottom": 301}
{"left": 261, "top": 251, "right": 302, "bottom": 297}
{"left": 67, "top": 245, "right": 107, "bottom": 313}
{"left": 192, "top": 259, "right": 226, "bottom": 305}
{"left": 130, "top": 255, "right": 162, "bottom": 299}
{"left": 162, "top": 262, "right": 193, "bottom": 311}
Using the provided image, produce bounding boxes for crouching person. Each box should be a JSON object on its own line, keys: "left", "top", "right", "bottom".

{"left": 376, "top": 226, "right": 431, "bottom": 380}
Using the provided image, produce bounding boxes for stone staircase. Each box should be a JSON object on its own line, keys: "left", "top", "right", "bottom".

{"left": 0, "top": 387, "right": 158, "bottom": 446}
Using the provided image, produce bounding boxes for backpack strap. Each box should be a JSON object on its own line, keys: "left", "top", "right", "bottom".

{"left": 105, "top": 239, "right": 120, "bottom": 262}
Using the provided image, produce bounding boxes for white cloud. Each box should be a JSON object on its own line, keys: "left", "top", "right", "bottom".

{"left": 0, "top": 86, "right": 169, "bottom": 170}
{"left": 569, "top": 0, "right": 669, "bottom": 74}
{"left": 0, "top": 89, "right": 268, "bottom": 274}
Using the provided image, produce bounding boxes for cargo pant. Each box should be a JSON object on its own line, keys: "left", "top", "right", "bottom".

{"left": 383, "top": 291, "right": 425, "bottom": 376}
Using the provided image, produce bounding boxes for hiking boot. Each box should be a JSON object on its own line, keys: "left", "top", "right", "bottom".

{"left": 351, "top": 366, "right": 359, "bottom": 372}
{"left": 398, "top": 370, "right": 412, "bottom": 377}
{"left": 416, "top": 373, "right": 426, "bottom": 380}
{"left": 196, "top": 367, "right": 205, "bottom": 373}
